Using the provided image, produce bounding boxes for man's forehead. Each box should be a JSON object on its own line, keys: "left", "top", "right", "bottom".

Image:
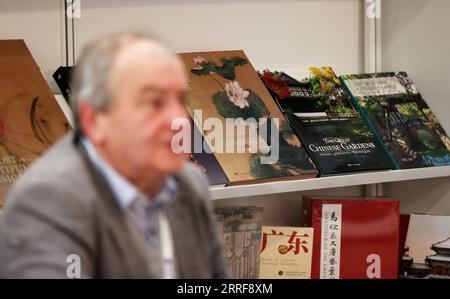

{"left": 109, "top": 39, "right": 187, "bottom": 91}
{"left": 114, "top": 40, "right": 180, "bottom": 71}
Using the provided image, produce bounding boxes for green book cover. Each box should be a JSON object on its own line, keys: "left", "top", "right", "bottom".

{"left": 261, "top": 67, "right": 394, "bottom": 176}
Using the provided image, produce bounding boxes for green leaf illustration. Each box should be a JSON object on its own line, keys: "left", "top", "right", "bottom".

{"left": 191, "top": 57, "right": 248, "bottom": 80}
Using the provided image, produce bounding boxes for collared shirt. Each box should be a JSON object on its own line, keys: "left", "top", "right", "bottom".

{"left": 82, "top": 138, "right": 178, "bottom": 278}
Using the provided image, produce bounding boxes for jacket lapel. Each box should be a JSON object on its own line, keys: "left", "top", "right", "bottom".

{"left": 166, "top": 183, "right": 209, "bottom": 278}
{"left": 74, "top": 133, "right": 159, "bottom": 278}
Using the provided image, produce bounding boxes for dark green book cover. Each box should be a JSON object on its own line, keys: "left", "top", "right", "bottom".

{"left": 261, "top": 67, "right": 394, "bottom": 176}
{"left": 340, "top": 72, "right": 450, "bottom": 169}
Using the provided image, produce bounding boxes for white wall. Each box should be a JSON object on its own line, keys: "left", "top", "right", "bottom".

{"left": 75, "top": 0, "right": 364, "bottom": 75}
{"left": 381, "top": 0, "right": 450, "bottom": 133}
{"left": 386, "top": 177, "right": 450, "bottom": 215}
{"left": 0, "top": 0, "right": 364, "bottom": 91}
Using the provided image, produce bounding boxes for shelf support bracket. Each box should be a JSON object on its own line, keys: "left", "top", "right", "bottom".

{"left": 364, "top": 0, "right": 382, "bottom": 72}
{"left": 365, "top": 183, "right": 385, "bottom": 197}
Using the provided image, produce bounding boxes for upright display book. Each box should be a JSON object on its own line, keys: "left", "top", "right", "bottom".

{"left": 259, "top": 226, "right": 313, "bottom": 279}
{"left": 0, "top": 40, "right": 71, "bottom": 206}
{"left": 261, "top": 67, "right": 393, "bottom": 176}
{"left": 215, "top": 206, "right": 264, "bottom": 279}
{"left": 303, "top": 196, "right": 400, "bottom": 279}
{"left": 340, "top": 72, "right": 450, "bottom": 169}
{"left": 178, "top": 51, "right": 317, "bottom": 185}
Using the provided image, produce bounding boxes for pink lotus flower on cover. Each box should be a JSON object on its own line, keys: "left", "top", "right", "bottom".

{"left": 225, "top": 81, "right": 250, "bottom": 109}
{"left": 193, "top": 56, "right": 208, "bottom": 69}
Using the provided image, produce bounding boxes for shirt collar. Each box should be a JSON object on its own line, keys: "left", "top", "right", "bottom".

{"left": 82, "top": 138, "right": 177, "bottom": 211}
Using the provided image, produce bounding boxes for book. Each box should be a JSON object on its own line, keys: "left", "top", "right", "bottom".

{"left": 259, "top": 226, "right": 313, "bottom": 279}
{"left": 215, "top": 206, "right": 264, "bottom": 279}
{"left": 52, "top": 66, "right": 73, "bottom": 104}
{"left": 0, "top": 40, "right": 71, "bottom": 206}
{"left": 261, "top": 68, "right": 394, "bottom": 176}
{"left": 178, "top": 51, "right": 318, "bottom": 186}
{"left": 303, "top": 196, "right": 400, "bottom": 279}
{"left": 340, "top": 72, "right": 450, "bottom": 169}
{"left": 52, "top": 67, "right": 229, "bottom": 186}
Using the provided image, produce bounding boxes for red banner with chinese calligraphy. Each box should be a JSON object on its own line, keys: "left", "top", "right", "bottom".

{"left": 303, "top": 196, "right": 400, "bottom": 279}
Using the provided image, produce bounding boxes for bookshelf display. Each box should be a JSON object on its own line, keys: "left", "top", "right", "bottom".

{"left": 4, "top": 0, "right": 444, "bottom": 212}
{"left": 209, "top": 166, "right": 450, "bottom": 200}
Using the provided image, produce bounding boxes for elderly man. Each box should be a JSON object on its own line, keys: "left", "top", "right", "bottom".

{"left": 0, "top": 33, "right": 228, "bottom": 279}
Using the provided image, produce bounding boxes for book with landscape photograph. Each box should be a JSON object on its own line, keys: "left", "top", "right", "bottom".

{"left": 340, "top": 72, "right": 450, "bottom": 169}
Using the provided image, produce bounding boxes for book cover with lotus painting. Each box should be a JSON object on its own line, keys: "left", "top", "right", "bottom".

{"left": 261, "top": 67, "right": 393, "bottom": 176}
{"left": 178, "top": 50, "right": 317, "bottom": 185}
{"left": 340, "top": 72, "right": 450, "bottom": 169}
{"left": 0, "top": 40, "right": 71, "bottom": 206}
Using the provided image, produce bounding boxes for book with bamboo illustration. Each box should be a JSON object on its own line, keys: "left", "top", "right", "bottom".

{"left": 215, "top": 206, "right": 264, "bottom": 279}
{"left": 340, "top": 72, "right": 450, "bottom": 169}
{"left": 178, "top": 50, "right": 317, "bottom": 185}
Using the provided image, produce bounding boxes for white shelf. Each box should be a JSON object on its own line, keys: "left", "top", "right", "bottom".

{"left": 209, "top": 166, "right": 450, "bottom": 200}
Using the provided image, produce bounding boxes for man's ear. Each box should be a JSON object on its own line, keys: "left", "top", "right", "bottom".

{"left": 78, "top": 101, "right": 107, "bottom": 145}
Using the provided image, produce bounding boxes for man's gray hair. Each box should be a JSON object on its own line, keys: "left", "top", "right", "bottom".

{"left": 71, "top": 32, "right": 161, "bottom": 131}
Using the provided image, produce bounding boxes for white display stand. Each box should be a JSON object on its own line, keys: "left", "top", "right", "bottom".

{"left": 210, "top": 166, "right": 450, "bottom": 200}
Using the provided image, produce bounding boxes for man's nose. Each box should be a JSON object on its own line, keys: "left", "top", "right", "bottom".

{"left": 165, "top": 98, "right": 188, "bottom": 123}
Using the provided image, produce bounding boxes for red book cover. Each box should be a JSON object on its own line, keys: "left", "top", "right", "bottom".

{"left": 303, "top": 196, "right": 400, "bottom": 279}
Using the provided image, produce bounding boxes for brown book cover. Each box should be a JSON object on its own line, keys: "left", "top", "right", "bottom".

{"left": 0, "top": 40, "right": 71, "bottom": 206}
{"left": 178, "top": 50, "right": 317, "bottom": 185}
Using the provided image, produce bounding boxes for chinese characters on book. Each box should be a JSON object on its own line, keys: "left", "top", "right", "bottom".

{"left": 259, "top": 226, "right": 313, "bottom": 279}
{"left": 320, "top": 205, "right": 342, "bottom": 279}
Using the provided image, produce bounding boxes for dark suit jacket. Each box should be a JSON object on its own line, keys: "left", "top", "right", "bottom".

{"left": 0, "top": 132, "right": 229, "bottom": 278}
